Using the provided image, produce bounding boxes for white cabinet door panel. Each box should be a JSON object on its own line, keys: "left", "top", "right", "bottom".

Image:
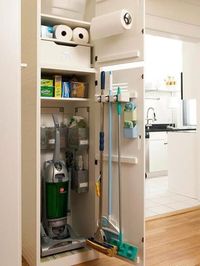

{"left": 149, "top": 139, "right": 168, "bottom": 172}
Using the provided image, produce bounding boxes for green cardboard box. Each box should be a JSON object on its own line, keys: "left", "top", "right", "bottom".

{"left": 41, "top": 79, "right": 54, "bottom": 97}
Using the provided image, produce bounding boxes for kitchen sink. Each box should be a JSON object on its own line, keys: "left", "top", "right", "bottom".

{"left": 145, "top": 123, "right": 175, "bottom": 138}
{"left": 146, "top": 123, "right": 175, "bottom": 131}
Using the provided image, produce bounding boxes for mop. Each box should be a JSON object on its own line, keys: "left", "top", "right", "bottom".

{"left": 110, "top": 87, "right": 138, "bottom": 261}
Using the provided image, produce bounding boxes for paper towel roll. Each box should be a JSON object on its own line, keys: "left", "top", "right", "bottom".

{"left": 72, "top": 27, "right": 89, "bottom": 44}
{"left": 90, "top": 9, "right": 133, "bottom": 41}
{"left": 53, "top": 25, "right": 73, "bottom": 41}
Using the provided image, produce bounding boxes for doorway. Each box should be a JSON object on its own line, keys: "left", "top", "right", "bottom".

{"left": 144, "top": 34, "right": 200, "bottom": 218}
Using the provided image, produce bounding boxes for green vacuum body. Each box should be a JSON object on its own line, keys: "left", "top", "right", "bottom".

{"left": 45, "top": 160, "right": 69, "bottom": 220}
{"left": 46, "top": 180, "right": 68, "bottom": 219}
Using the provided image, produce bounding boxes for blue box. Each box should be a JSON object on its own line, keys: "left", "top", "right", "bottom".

{"left": 123, "top": 126, "right": 138, "bottom": 139}
{"left": 62, "top": 82, "right": 71, "bottom": 98}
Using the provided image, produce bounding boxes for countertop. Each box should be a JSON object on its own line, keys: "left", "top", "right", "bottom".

{"left": 145, "top": 124, "right": 196, "bottom": 138}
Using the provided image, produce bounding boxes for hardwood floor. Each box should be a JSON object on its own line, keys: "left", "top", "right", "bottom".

{"left": 146, "top": 209, "right": 200, "bottom": 266}
{"left": 23, "top": 209, "right": 200, "bottom": 266}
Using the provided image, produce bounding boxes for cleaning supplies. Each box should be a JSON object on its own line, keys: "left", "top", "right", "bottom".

{"left": 41, "top": 79, "right": 54, "bottom": 97}
{"left": 54, "top": 75, "right": 62, "bottom": 98}
{"left": 70, "top": 82, "right": 87, "bottom": 98}
{"left": 62, "top": 81, "right": 70, "bottom": 98}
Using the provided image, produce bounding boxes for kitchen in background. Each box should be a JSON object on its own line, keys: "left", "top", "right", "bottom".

{"left": 145, "top": 34, "right": 200, "bottom": 218}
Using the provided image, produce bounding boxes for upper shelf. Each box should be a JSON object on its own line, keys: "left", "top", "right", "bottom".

{"left": 145, "top": 87, "right": 180, "bottom": 93}
{"left": 41, "top": 13, "right": 91, "bottom": 29}
{"left": 41, "top": 64, "right": 96, "bottom": 75}
{"left": 41, "top": 97, "right": 89, "bottom": 102}
{"left": 41, "top": 37, "right": 92, "bottom": 47}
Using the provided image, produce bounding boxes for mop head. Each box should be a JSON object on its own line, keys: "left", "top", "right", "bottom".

{"left": 110, "top": 233, "right": 138, "bottom": 261}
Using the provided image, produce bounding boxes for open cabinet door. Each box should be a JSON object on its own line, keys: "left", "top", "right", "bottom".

{"left": 93, "top": 0, "right": 145, "bottom": 264}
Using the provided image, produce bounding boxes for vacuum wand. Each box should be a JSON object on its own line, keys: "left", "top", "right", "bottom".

{"left": 52, "top": 114, "right": 60, "bottom": 162}
{"left": 92, "top": 71, "right": 106, "bottom": 243}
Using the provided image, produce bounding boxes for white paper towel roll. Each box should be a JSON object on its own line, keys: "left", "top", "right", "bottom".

{"left": 90, "top": 9, "right": 133, "bottom": 41}
{"left": 72, "top": 27, "right": 89, "bottom": 44}
{"left": 53, "top": 25, "right": 73, "bottom": 41}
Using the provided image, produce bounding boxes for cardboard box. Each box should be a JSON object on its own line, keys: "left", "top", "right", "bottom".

{"left": 70, "top": 82, "right": 87, "bottom": 98}
{"left": 41, "top": 79, "right": 54, "bottom": 97}
{"left": 54, "top": 75, "right": 62, "bottom": 98}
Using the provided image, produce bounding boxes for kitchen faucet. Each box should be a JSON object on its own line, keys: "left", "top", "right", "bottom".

{"left": 146, "top": 107, "right": 157, "bottom": 125}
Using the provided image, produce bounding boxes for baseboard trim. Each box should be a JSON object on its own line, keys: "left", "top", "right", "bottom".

{"left": 145, "top": 205, "right": 200, "bottom": 221}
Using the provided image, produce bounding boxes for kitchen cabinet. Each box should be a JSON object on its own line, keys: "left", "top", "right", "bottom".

{"left": 146, "top": 132, "right": 168, "bottom": 177}
{"left": 21, "top": 1, "right": 145, "bottom": 266}
{"left": 168, "top": 131, "right": 198, "bottom": 198}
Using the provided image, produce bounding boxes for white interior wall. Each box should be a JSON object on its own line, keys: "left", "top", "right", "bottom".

{"left": 0, "top": 0, "right": 21, "bottom": 266}
{"left": 145, "top": 35, "right": 182, "bottom": 124}
{"left": 182, "top": 42, "right": 200, "bottom": 99}
{"left": 182, "top": 42, "right": 200, "bottom": 200}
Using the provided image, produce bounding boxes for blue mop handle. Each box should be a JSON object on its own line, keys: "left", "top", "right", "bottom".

{"left": 108, "top": 71, "right": 113, "bottom": 217}
{"left": 99, "top": 132, "right": 104, "bottom": 151}
{"left": 101, "top": 71, "right": 105, "bottom": 91}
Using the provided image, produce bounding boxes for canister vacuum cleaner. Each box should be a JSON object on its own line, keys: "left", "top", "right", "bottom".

{"left": 41, "top": 114, "right": 85, "bottom": 257}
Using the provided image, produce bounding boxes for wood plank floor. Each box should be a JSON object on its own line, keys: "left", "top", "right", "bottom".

{"left": 146, "top": 209, "right": 200, "bottom": 266}
{"left": 23, "top": 209, "right": 200, "bottom": 266}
